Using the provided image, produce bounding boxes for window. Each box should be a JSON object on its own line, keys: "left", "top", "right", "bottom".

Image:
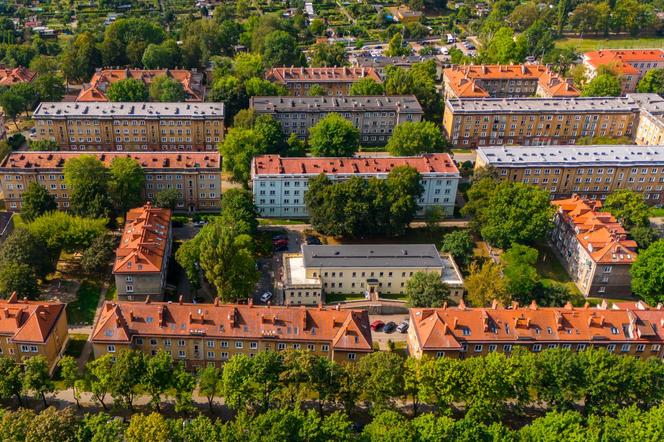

{"left": 164, "top": 339, "right": 171, "bottom": 347}
{"left": 179, "top": 350, "right": 186, "bottom": 358}
{"left": 321, "top": 344, "right": 329, "bottom": 352}
{"left": 221, "top": 352, "right": 229, "bottom": 360}
{"left": 20, "top": 345, "right": 29, "bottom": 353}
{"left": 533, "top": 344, "right": 542, "bottom": 352}
{"left": 107, "top": 345, "right": 116, "bottom": 353}
{"left": 347, "top": 353, "right": 356, "bottom": 360}
{"left": 436, "top": 351, "right": 445, "bottom": 358}
{"left": 636, "top": 344, "right": 645, "bottom": 352}
{"left": 150, "top": 339, "right": 157, "bottom": 346}
{"left": 607, "top": 344, "right": 616, "bottom": 352}
{"left": 136, "top": 338, "right": 143, "bottom": 345}
{"left": 577, "top": 344, "right": 587, "bottom": 351}
{"left": 207, "top": 340, "right": 214, "bottom": 348}
{"left": 178, "top": 339, "right": 186, "bottom": 347}
{"left": 503, "top": 344, "right": 512, "bottom": 352}
{"left": 278, "top": 343, "right": 286, "bottom": 350}
{"left": 610, "top": 327, "right": 619, "bottom": 335}
{"left": 474, "top": 345, "right": 483, "bottom": 352}
{"left": 250, "top": 342, "right": 258, "bottom": 349}
{"left": 621, "top": 344, "right": 631, "bottom": 352}
{"left": 488, "top": 344, "right": 497, "bottom": 352}
{"left": 221, "top": 341, "right": 228, "bottom": 348}
{"left": 235, "top": 341, "right": 243, "bottom": 349}
{"left": 207, "top": 351, "right": 215, "bottom": 359}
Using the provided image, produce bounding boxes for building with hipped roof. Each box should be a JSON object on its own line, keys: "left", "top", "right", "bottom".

{"left": 407, "top": 300, "right": 664, "bottom": 359}
{"left": 550, "top": 195, "right": 637, "bottom": 297}
{"left": 265, "top": 67, "right": 382, "bottom": 97}
{"left": 582, "top": 49, "right": 664, "bottom": 93}
{"left": 91, "top": 299, "right": 373, "bottom": 368}
{"left": 0, "top": 292, "right": 68, "bottom": 373}
{"left": 0, "top": 66, "right": 35, "bottom": 87}
{"left": 114, "top": 204, "right": 172, "bottom": 301}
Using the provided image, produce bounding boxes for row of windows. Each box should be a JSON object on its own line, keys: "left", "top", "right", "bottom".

{"left": 111, "top": 342, "right": 332, "bottom": 353}
{"left": 435, "top": 342, "right": 661, "bottom": 356}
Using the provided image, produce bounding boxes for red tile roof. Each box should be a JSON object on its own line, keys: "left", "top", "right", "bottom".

{"left": 114, "top": 204, "right": 171, "bottom": 275}
{"left": 77, "top": 69, "right": 205, "bottom": 102}
{"left": 266, "top": 67, "right": 382, "bottom": 84}
{"left": 584, "top": 50, "right": 664, "bottom": 76}
{"left": 0, "top": 292, "right": 65, "bottom": 344}
{"left": 252, "top": 154, "right": 460, "bottom": 176}
{"left": 552, "top": 195, "right": 637, "bottom": 264}
{"left": 0, "top": 151, "right": 221, "bottom": 171}
{"left": 0, "top": 66, "right": 35, "bottom": 87}
{"left": 91, "top": 300, "right": 373, "bottom": 352}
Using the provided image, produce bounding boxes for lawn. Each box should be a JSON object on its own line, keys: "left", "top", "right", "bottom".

{"left": 66, "top": 281, "right": 102, "bottom": 325}
{"left": 650, "top": 207, "right": 664, "bottom": 217}
{"left": 258, "top": 218, "right": 304, "bottom": 226}
{"left": 379, "top": 293, "right": 408, "bottom": 301}
{"left": 325, "top": 293, "right": 367, "bottom": 303}
{"left": 64, "top": 333, "right": 88, "bottom": 359}
{"left": 324, "top": 226, "right": 459, "bottom": 248}
{"left": 556, "top": 37, "right": 664, "bottom": 52}
{"left": 534, "top": 242, "right": 582, "bottom": 296}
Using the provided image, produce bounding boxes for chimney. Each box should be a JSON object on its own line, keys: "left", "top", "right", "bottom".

{"left": 214, "top": 298, "right": 220, "bottom": 307}
{"left": 248, "top": 298, "right": 254, "bottom": 308}
{"left": 529, "top": 300, "right": 538, "bottom": 310}
{"left": 7, "top": 292, "right": 17, "bottom": 304}
{"left": 301, "top": 312, "right": 307, "bottom": 331}
{"left": 179, "top": 295, "right": 183, "bottom": 305}
{"left": 129, "top": 310, "right": 134, "bottom": 322}
{"left": 144, "top": 296, "right": 151, "bottom": 304}
{"left": 491, "top": 299, "right": 499, "bottom": 310}
{"left": 158, "top": 307, "right": 164, "bottom": 327}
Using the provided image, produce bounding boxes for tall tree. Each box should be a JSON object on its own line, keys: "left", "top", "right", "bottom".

{"left": 125, "top": 413, "right": 171, "bottom": 442}
{"left": 406, "top": 271, "right": 451, "bottom": 307}
{"left": 582, "top": 74, "right": 622, "bottom": 97}
{"left": 636, "top": 68, "right": 664, "bottom": 94}
{"left": 142, "top": 40, "right": 182, "bottom": 69}
{"left": 604, "top": 190, "right": 650, "bottom": 229}
{"left": 465, "top": 260, "right": 509, "bottom": 307}
{"left": 501, "top": 244, "right": 540, "bottom": 304}
{"left": 220, "top": 188, "right": 259, "bottom": 234}
{"left": 33, "top": 74, "right": 66, "bottom": 102}
{"left": 309, "top": 42, "right": 348, "bottom": 67}
{"left": 59, "top": 32, "right": 102, "bottom": 84}
{"left": 108, "top": 156, "right": 145, "bottom": 214}
{"left": 0, "top": 262, "right": 39, "bottom": 299}
{"left": 63, "top": 155, "right": 113, "bottom": 219}
{"left": 197, "top": 365, "right": 222, "bottom": 413}
{"left": 110, "top": 350, "right": 145, "bottom": 411}
{"left": 440, "top": 230, "right": 474, "bottom": 267}
{"left": 386, "top": 121, "right": 446, "bottom": 156}
{"left": 631, "top": 239, "right": 664, "bottom": 305}
{"left": 22, "top": 356, "right": 54, "bottom": 408}
{"left": 142, "top": 350, "right": 174, "bottom": 412}
{"left": 349, "top": 78, "right": 385, "bottom": 96}
{"left": 84, "top": 353, "right": 114, "bottom": 411}
{"left": 261, "top": 30, "right": 304, "bottom": 68}
{"left": 153, "top": 188, "right": 180, "bottom": 210}
{"left": 148, "top": 76, "right": 186, "bottom": 102}
{"left": 58, "top": 356, "right": 81, "bottom": 409}
{"left": 106, "top": 79, "right": 149, "bottom": 102}
{"left": 0, "top": 357, "right": 24, "bottom": 406}
{"left": 308, "top": 113, "right": 359, "bottom": 157}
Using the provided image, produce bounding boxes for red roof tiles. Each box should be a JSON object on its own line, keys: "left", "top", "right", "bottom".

{"left": 584, "top": 50, "right": 664, "bottom": 76}
{"left": 0, "top": 292, "right": 65, "bottom": 344}
{"left": 266, "top": 67, "right": 382, "bottom": 84}
{"left": 0, "top": 66, "right": 35, "bottom": 87}
{"left": 114, "top": 204, "right": 171, "bottom": 275}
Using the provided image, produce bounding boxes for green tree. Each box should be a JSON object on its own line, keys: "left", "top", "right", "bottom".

{"left": 80, "top": 234, "right": 115, "bottom": 275}
{"left": 0, "top": 262, "right": 39, "bottom": 299}
{"left": 406, "top": 271, "right": 451, "bottom": 307}
{"left": 110, "top": 350, "right": 145, "bottom": 412}
{"left": 141, "top": 40, "right": 182, "bottom": 69}
{"left": 0, "top": 357, "right": 24, "bottom": 406}
{"left": 20, "top": 182, "right": 56, "bottom": 222}
{"left": 64, "top": 155, "right": 113, "bottom": 219}
{"left": 219, "top": 127, "right": 264, "bottom": 183}
{"left": 483, "top": 27, "right": 520, "bottom": 64}
{"left": 78, "top": 413, "right": 125, "bottom": 442}
{"left": 385, "top": 61, "right": 442, "bottom": 120}
{"left": 142, "top": 350, "right": 174, "bottom": 412}
{"left": 356, "top": 352, "right": 405, "bottom": 411}
{"left": 308, "top": 113, "right": 359, "bottom": 157}
{"left": 125, "top": 413, "right": 171, "bottom": 442}
{"left": 349, "top": 77, "right": 385, "bottom": 96}
{"left": 58, "top": 356, "right": 81, "bottom": 409}
{"left": 307, "top": 84, "right": 326, "bottom": 96}
{"left": 33, "top": 74, "right": 66, "bottom": 102}
{"left": 84, "top": 353, "right": 114, "bottom": 411}
{"left": 175, "top": 237, "right": 202, "bottom": 291}
{"left": 232, "top": 53, "right": 265, "bottom": 81}
{"left": 0, "top": 88, "right": 24, "bottom": 129}
{"left": 440, "top": 230, "right": 474, "bottom": 267}
{"left": 173, "top": 363, "right": 196, "bottom": 415}
{"left": 197, "top": 365, "right": 222, "bottom": 413}
{"left": 59, "top": 32, "right": 102, "bottom": 84}
{"left": 630, "top": 225, "right": 658, "bottom": 250}
{"left": 604, "top": 190, "right": 650, "bottom": 229}
{"left": 465, "top": 260, "right": 509, "bottom": 307}
{"left": 637, "top": 68, "right": 664, "bottom": 94}
{"left": 101, "top": 18, "right": 165, "bottom": 66}
{"left": 27, "top": 211, "right": 107, "bottom": 254}
{"left": 109, "top": 156, "right": 145, "bottom": 214}
{"left": 207, "top": 75, "right": 245, "bottom": 120}
{"left": 10, "top": 82, "right": 38, "bottom": 116}
{"left": 386, "top": 121, "right": 446, "bottom": 156}
{"left": 25, "top": 407, "right": 78, "bottom": 442}
{"left": 582, "top": 73, "right": 622, "bottom": 97}
{"left": 244, "top": 77, "right": 287, "bottom": 96}
{"left": 22, "top": 356, "right": 54, "bottom": 408}
{"left": 220, "top": 188, "right": 259, "bottom": 234}
{"left": 385, "top": 165, "right": 424, "bottom": 236}
{"left": 501, "top": 244, "right": 540, "bottom": 304}
{"left": 386, "top": 33, "right": 412, "bottom": 57}
{"left": 309, "top": 42, "right": 348, "bottom": 67}
{"left": 148, "top": 75, "right": 186, "bottom": 102}
{"left": 261, "top": 30, "right": 304, "bottom": 68}
{"left": 0, "top": 227, "right": 53, "bottom": 277}
{"left": 533, "top": 348, "right": 583, "bottom": 411}
{"left": 153, "top": 188, "right": 180, "bottom": 210}
{"left": 28, "top": 139, "right": 59, "bottom": 151}
{"left": 221, "top": 353, "right": 255, "bottom": 412}
{"left": 631, "top": 239, "right": 664, "bottom": 305}
{"left": 106, "top": 78, "right": 149, "bottom": 102}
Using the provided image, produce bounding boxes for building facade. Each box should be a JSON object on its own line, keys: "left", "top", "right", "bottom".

{"left": 265, "top": 67, "right": 382, "bottom": 96}
{"left": 0, "top": 66, "right": 35, "bottom": 87}
{"left": 443, "top": 96, "right": 640, "bottom": 148}
{"left": 583, "top": 49, "right": 664, "bottom": 93}
{"left": 250, "top": 154, "right": 460, "bottom": 218}
{"left": 550, "top": 196, "right": 636, "bottom": 297}
{"left": 91, "top": 300, "right": 373, "bottom": 368}
{"left": 408, "top": 301, "right": 664, "bottom": 359}
{"left": 475, "top": 145, "right": 664, "bottom": 203}
{"left": 282, "top": 244, "right": 464, "bottom": 304}
{"left": 0, "top": 151, "right": 222, "bottom": 212}
{"left": 77, "top": 68, "right": 205, "bottom": 102}
{"left": 114, "top": 204, "right": 172, "bottom": 302}
{"left": 32, "top": 102, "right": 224, "bottom": 151}
{"left": 353, "top": 56, "right": 444, "bottom": 81}
{"left": 250, "top": 95, "right": 423, "bottom": 145}
{"left": 0, "top": 293, "right": 68, "bottom": 373}
{"left": 630, "top": 93, "right": 664, "bottom": 146}
{"left": 443, "top": 65, "right": 580, "bottom": 100}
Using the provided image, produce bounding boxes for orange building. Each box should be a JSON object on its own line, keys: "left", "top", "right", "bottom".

{"left": 583, "top": 50, "right": 664, "bottom": 93}
{"left": 0, "top": 293, "right": 68, "bottom": 374}
{"left": 443, "top": 65, "right": 580, "bottom": 99}
{"left": 265, "top": 67, "right": 382, "bottom": 96}
{"left": 407, "top": 301, "right": 664, "bottom": 359}
{"left": 77, "top": 68, "right": 205, "bottom": 102}
{"left": 91, "top": 300, "right": 373, "bottom": 369}
{"left": 0, "top": 66, "right": 35, "bottom": 87}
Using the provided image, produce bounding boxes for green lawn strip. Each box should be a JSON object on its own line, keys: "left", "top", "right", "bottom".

{"left": 66, "top": 280, "right": 102, "bottom": 325}
{"left": 379, "top": 293, "right": 408, "bottom": 301}
{"left": 258, "top": 218, "right": 304, "bottom": 226}
{"left": 64, "top": 333, "right": 89, "bottom": 359}
{"left": 649, "top": 207, "right": 664, "bottom": 217}
{"left": 325, "top": 293, "right": 367, "bottom": 303}
{"left": 556, "top": 37, "right": 664, "bottom": 51}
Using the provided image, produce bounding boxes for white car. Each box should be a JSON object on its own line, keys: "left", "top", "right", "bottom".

{"left": 260, "top": 292, "right": 273, "bottom": 303}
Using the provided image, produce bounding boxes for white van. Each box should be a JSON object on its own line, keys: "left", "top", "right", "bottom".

{"left": 446, "top": 34, "right": 455, "bottom": 44}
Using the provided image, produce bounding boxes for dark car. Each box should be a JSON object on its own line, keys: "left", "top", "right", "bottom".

{"left": 370, "top": 320, "right": 385, "bottom": 331}
{"left": 396, "top": 320, "right": 409, "bottom": 333}
{"left": 383, "top": 321, "right": 397, "bottom": 333}
{"left": 274, "top": 245, "right": 288, "bottom": 252}
{"left": 306, "top": 236, "right": 322, "bottom": 245}
{"left": 272, "top": 233, "right": 288, "bottom": 241}
{"left": 273, "top": 239, "right": 288, "bottom": 247}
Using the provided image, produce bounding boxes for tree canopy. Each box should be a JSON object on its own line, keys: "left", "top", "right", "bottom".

{"left": 308, "top": 113, "right": 359, "bottom": 157}
{"left": 406, "top": 271, "right": 451, "bottom": 307}
{"left": 631, "top": 239, "right": 664, "bottom": 305}
{"left": 106, "top": 79, "right": 149, "bottom": 102}
{"left": 386, "top": 121, "right": 446, "bottom": 156}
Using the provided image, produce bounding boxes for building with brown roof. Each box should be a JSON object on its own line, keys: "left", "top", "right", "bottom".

{"left": 91, "top": 300, "right": 373, "bottom": 368}
{"left": 387, "top": 5, "right": 423, "bottom": 23}
{"left": 0, "top": 66, "right": 36, "bottom": 87}
{"left": 407, "top": 301, "right": 664, "bottom": 359}
{"left": 583, "top": 50, "right": 664, "bottom": 93}
{"left": 265, "top": 67, "right": 382, "bottom": 97}
{"left": 250, "top": 154, "right": 460, "bottom": 217}
{"left": 550, "top": 195, "right": 637, "bottom": 297}
{"left": 0, "top": 151, "right": 221, "bottom": 213}
{"left": 77, "top": 68, "right": 205, "bottom": 102}
{"left": 114, "top": 204, "right": 172, "bottom": 301}
{"left": 0, "top": 293, "right": 68, "bottom": 373}
{"left": 443, "top": 65, "right": 580, "bottom": 99}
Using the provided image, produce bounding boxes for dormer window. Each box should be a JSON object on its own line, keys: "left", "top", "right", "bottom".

{"left": 462, "top": 327, "right": 471, "bottom": 336}
{"left": 610, "top": 327, "right": 619, "bottom": 334}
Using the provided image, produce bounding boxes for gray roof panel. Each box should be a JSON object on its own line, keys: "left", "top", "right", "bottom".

{"left": 302, "top": 244, "right": 444, "bottom": 268}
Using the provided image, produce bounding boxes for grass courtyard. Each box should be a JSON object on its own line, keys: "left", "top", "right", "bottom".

{"left": 66, "top": 280, "right": 102, "bottom": 325}
{"left": 556, "top": 37, "right": 664, "bottom": 52}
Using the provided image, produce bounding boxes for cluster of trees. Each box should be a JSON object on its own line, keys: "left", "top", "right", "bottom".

{"left": 383, "top": 61, "right": 442, "bottom": 121}
{"left": 304, "top": 166, "right": 423, "bottom": 238}
{"left": 0, "top": 73, "right": 65, "bottom": 127}
{"left": 104, "top": 76, "right": 188, "bottom": 103}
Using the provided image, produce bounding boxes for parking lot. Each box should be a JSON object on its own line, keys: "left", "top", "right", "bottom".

{"left": 369, "top": 313, "right": 410, "bottom": 350}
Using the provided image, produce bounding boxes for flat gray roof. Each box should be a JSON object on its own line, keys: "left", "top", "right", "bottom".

{"left": 33, "top": 102, "right": 225, "bottom": 119}
{"left": 445, "top": 96, "right": 641, "bottom": 114}
{"left": 477, "top": 145, "right": 664, "bottom": 167}
{"left": 251, "top": 95, "right": 423, "bottom": 113}
{"left": 302, "top": 244, "right": 444, "bottom": 268}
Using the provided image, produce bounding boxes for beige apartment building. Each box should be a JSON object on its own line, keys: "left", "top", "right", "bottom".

{"left": 475, "top": 145, "right": 664, "bottom": 203}
{"left": 443, "top": 96, "right": 639, "bottom": 148}
{"left": 251, "top": 95, "right": 423, "bottom": 145}
{"left": 282, "top": 244, "right": 465, "bottom": 305}
{"left": 583, "top": 49, "right": 664, "bottom": 93}
{"left": 265, "top": 67, "right": 382, "bottom": 96}
{"left": 0, "top": 151, "right": 222, "bottom": 213}
{"left": 91, "top": 299, "right": 373, "bottom": 368}
{"left": 630, "top": 93, "right": 664, "bottom": 146}
{"left": 32, "top": 102, "right": 224, "bottom": 151}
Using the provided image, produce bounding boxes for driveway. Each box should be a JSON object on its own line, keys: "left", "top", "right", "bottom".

{"left": 369, "top": 313, "right": 410, "bottom": 350}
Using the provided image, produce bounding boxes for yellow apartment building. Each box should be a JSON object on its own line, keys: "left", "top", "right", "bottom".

{"left": 265, "top": 67, "right": 382, "bottom": 97}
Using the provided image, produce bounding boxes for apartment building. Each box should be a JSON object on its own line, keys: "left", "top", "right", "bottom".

{"left": 387, "top": 5, "right": 423, "bottom": 23}
{"left": 282, "top": 244, "right": 465, "bottom": 304}
{"left": 443, "top": 96, "right": 639, "bottom": 147}
{"left": 251, "top": 95, "right": 423, "bottom": 145}
{"left": 550, "top": 196, "right": 636, "bottom": 297}
{"left": 407, "top": 301, "right": 664, "bottom": 359}
{"left": 583, "top": 49, "right": 664, "bottom": 93}
{"left": 630, "top": 93, "right": 664, "bottom": 146}
{"left": 91, "top": 299, "right": 373, "bottom": 368}
{"left": 77, "top": 68, "right": 205, "bottom": 102}
{"left": 32, "top": 102, "right": 224, "bottom": 151}
{"left": 0, "top": 66, "right": 35, "bottom": 86}
{"left": 250, "top": 154, "right": 460, "bottom": 218}
{"left": 0, "top": 292, "right": 68, "bottom": 374}
{"left": 265, "top": 67, "right": 382, "bottom": 96}
{"left": 475, "top": 145, "right": 664, "bottom": 203}
{"left": 443, "top": 65, "right": 580, "bottom": 100}
{"left": 114, "top": 204, "right": 172, "bottom": 302}
{"left": 0, "top": 151, "right": 221, "bottom": 212}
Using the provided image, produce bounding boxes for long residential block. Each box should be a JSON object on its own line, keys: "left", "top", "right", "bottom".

{"left": 91, "top": 300, "right": 373, "bottom": 368}
{"left": 32, "top": 102, "right": 224, "bottom": 151}
{"left": 631, "top": 93, "right": 664, "bottom": 146}
{"left": 0, "top": 151, "right": 221, "bottom": 212}
{"left": 583, "top": 49, "right": 664, "bottom": 93}
{"left": 475, "top": 144, "right": 664, "bottom": 203}
{"left": 251, "top": 95, "right": 423, "bottom": 145}
{"left": 265, "top": 66, "right": 382, "bottom": 96}
{"left": 408, "top": 301, "right": 664, "bottom": 359}
{"left": 250, "top": 154, "right": 459, "bottom": 218}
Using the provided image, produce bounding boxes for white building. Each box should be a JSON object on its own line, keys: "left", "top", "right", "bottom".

{"left": 250, "top": 154, "right": 460, "bottom": 218}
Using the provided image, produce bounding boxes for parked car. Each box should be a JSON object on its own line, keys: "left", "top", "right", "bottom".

{"left": 383, "top": 321, "right": 397, "bottom": 333}
{"left": 305, "top": 236, "right": 322, "bottom": 245}
{"left": 274, "top": 245, "right": 288, "bottom": 252}
{"left": 396, "top": 320, "right": 409, "bottom": 333}
{"left": 272, "top": 233, "right": 288, "bottom": 241}
{"left": 273, "top": 239, "right": 288, "bottom": 247}
{"left": 260, "top": 292, "right": 273, "bottom": 303}
{"left": 370, "top": 320, "right": 385, "bottom": 331}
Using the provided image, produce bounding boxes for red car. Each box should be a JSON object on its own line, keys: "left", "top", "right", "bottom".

{"left": 273, "top": 239, "right": 288, "bottom": 246}
{"left": 370, "top": 320, "right": 385, "bottom": 331}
